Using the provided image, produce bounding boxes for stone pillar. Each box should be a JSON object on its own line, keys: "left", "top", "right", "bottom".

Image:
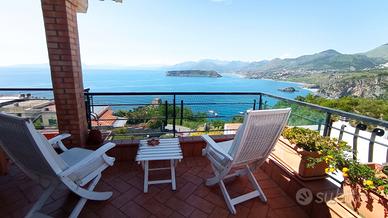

{"left": 41, "top": 0, "right": 88, "bottom": 146}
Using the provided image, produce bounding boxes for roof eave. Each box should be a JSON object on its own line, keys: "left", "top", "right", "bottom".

{"left": 75, "top": 0, "right": 88, "bottom": 13}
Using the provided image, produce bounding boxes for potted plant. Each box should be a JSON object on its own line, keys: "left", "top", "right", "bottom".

{"left": 272, "top": 127, "right": 350, "bottom": 180}
{"left": 338, "top": 161, "right": 388, "bottom": 218}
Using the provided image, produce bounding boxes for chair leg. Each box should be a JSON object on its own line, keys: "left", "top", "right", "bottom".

{"left": 246, "top": 166, "right": 267, "bottom": 203}
{"left": 219, "top": 180, "right": 237, "bottom": 214}
{"left": 69, "top": 173, "right": 103, "bottom": 218}
{"left": 214, "top": 166, "right": 268, "bottom": 214}
{"left": 25, "top": 182, "right": 58, "bottom": 218}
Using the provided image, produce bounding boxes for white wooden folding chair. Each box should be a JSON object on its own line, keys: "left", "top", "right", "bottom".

{"left": 0, "top": 113, "right": 116, "bottom": 218}
{"left": 202, "top": 108, "right": 291, "bottom": 214}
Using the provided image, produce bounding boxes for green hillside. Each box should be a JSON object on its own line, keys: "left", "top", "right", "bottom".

{"left": 364, "top": 43, "right": 388, "bottom": 61}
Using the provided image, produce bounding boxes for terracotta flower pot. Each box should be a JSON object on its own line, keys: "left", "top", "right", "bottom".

{"left": 342, "top": 178, "right": 388, "bottom": 218}
{"left": 271, "top": 136, "right": 328, "bottom": 180}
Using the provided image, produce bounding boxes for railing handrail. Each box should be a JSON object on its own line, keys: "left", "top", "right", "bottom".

{"left": 84, "top": 91, "right": 261, "bottom": 96}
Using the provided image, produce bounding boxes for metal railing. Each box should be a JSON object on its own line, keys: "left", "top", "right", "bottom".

{"left": 84, "top": 91, "right": 388, "bottom": 164}
{"left": 1, "top": 88, "right": 387, "bottom": 163}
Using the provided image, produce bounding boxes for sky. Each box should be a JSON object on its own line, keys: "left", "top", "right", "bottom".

{"left": 1, "top": 0, "right": 388, "bottom": 67}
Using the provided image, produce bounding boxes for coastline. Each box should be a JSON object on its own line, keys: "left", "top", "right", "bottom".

{"left": 238, "top": 73, "right": 319, "bottom": 94}
{"left": 239, "top": 75, "right": 319, "bottom": 93}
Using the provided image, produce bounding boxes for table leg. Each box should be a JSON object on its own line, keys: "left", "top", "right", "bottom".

{"left": 144, "top": 161, "right": 149, "bottom": 193}
{"left": 170, "top": 159, "right": 176, "bottom": 191}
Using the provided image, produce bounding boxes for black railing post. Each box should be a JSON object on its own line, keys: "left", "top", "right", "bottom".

{"left": 368, "top": 128, "right": 385, "bottom": 162}
{"left": 353, "top": 123, "right": 367, "bottom": 160}
{"left": 180, "top": 100, "right": 184, "bottom": 125}
{"left": 253, "top": 99, "right": 256, "bottom": 110}
{"left": 338, "top": 124, "right": 346, "bottom": 141}
{"left": 84, "top": 90, "right": 92, "bottom": 129}
{"left": 173, "top": 95, "right": 176, "bottom": 137}
{"left": 317, "top": 119, "right": 323, "bottom": 132}
{"left": 90, "top": 94, "right": 95, "bottom": 114}
{"left": 323, "top": 112, "right": 332, "bottom": 137}
{"left": 164, "top": 100, "right": 168, "bottom": 128}
{"left": 258, "top": 94, "right": 263, "bottom": 110}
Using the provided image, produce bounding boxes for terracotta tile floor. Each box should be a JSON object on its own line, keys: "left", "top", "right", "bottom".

{"left": 0, "top": 157, "right": 308, "bottom": 218}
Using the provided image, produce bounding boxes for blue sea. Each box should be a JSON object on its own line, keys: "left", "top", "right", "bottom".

{"left": 0, "top": 68, "right": 310, "bottom": 119}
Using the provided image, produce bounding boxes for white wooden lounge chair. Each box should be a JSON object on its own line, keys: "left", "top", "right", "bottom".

{"left": 202, "top": 108, "right": 291, "bottom": 214}
{"left": 0, "top": 113, "right": 116, "bottom": 218}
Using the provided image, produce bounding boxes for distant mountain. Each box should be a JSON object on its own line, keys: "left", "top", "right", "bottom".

{"left": 168, "top": 44, "right": 388, "bottom": 79}
{"left": 165, "top": 44, "right": 388, "bottom": 99}
{"left": 240, "top": 49, "right": 385, "bottom": 79}
{"left": 168, "top": 59, "right": 251, "bottom": 73}
{"left": 363, "top": 43, "right": 388, "bottom": 61}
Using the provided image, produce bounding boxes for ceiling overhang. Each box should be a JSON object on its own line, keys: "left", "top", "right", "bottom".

{"left": 75, "top": 0, "right": 122, "bottom": 13}
{"left": 75, "top": 0, "right": 88, "bottom": 13}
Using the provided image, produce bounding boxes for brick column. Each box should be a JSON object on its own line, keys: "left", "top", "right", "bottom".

{"left": 41, "top": 0, "right": 88, "bottom": 146}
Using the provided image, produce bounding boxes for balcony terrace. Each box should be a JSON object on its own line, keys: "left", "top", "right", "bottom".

{"left": 1, "top": 1, "right": 388, "bottom": 217}
{"left": 1, "top": 89, "right": 388, "bottom": 218}
{"left": 1, "top": 156, "right": 311, "bottom": 218}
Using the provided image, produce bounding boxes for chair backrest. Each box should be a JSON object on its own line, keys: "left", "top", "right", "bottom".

{"left": 229, "top": 108, "right": 291, "bottom": 165}
{"left": 0, "top": 113, "right": 67, "bottom": 179}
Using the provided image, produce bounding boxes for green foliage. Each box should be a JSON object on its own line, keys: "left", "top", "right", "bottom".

{"left": 210, "top": 120, "right": 226, "bottom": 129}
{"left": 272, "top": 100, "right": 325, "bottom": 126}
{"left": 288, "top": 69, "right": 388, "bottom": 84}
{"left": 282, "top": 127, "right": 351, "bottom": 170}
{"left": 113, "top": 110, "right": 128, "bottom": 118}
{"left": 346, "top": 161, "right": 375, "bottom": 184}
{"left": 282, "top": 127, "right": 322, "bottom": 152}
{"left": 341, "top": 161, "right": 388, "bottom": 196}
{"left": 114, "top": 104, "right": 208, "bottom": 130}
{"left": 299, "top": 94, "right": 388, "bottom": 121}
{"left": 283, "top": 127, "right": 388, "bottom": 196}
{"left": 113, "top": 127, "right": 127, "bottom": 135}
{"left": 231, "top": 115, "right": 244, "bottom": 123}
{"left": 146, "top": 119, "right": 163, "bottom": 129}
{"left": 33, "top": 118, "right": 43, "bottom": 130}
{"left": 181, "top": 120, "right": 204, "bottom": 130}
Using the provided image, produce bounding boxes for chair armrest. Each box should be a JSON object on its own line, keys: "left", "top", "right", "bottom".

{"left": 48, "top": 133, "right": 71, "bottom": 151}
{"left": 201, "top": 135, "right": 233, "bottom": 161}
{"left": 59, "top": 142, "right": 116, "bottom": 177}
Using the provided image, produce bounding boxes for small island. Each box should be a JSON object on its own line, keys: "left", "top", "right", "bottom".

{"left": 166, "top": 70, "right": 222, "bottom": 78}
{"left": 278, "top": 87, "right": 298, "bottom": 92}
